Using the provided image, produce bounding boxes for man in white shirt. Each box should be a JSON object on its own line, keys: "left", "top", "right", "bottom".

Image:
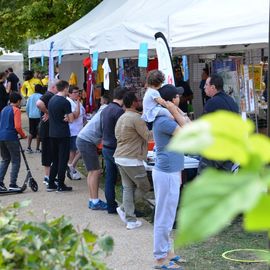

{"left": 66, "top": 86, "right": 86, "bottom": 180}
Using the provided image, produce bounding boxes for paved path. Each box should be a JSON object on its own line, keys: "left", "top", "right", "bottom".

{"left": 0, "top": 112, "right": 154, "bottom": 270}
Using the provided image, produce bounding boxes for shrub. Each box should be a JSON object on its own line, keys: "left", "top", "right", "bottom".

{"left": 0, "top": 200, "right": 113, "bottom": 269}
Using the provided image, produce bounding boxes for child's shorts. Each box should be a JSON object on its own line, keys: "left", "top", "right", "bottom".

{"left": 29, "top": 118, "right": 40, "bottom": 137}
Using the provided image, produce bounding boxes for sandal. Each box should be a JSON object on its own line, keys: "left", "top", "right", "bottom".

{"left": 170, "top": 255, "right": 187, "bottom": 264}
{"left": 154, "top": 260, "right": 183, "bottom": 269}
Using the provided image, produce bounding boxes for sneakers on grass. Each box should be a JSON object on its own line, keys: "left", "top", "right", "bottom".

{"left": 9, "top": 184, "right": 21, "bottom": 191}
{"left": 89, "top": 200, "right": 107, "bottom": 210}
{"left": 126, "top": 220, "right": 142, "bottom": 230}
{"left": 116, "top": 207, "right": 127, "bottom": 224}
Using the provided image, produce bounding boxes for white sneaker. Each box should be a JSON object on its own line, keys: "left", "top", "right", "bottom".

{"left": 126, "top": 220, "right": 142, "bottom": 230}
{"left": 116, "top": 207, "right": 127, "bottom": 224}
{"left": 71, "top": 170, "right": 81, "bottom": 180}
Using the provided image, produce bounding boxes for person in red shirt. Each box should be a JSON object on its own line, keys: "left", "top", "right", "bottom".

{"left": 0, "top": 92, "right": 27, "bottom": 191}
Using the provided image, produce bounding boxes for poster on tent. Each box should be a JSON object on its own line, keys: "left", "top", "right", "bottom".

{"left": 240, "top": 64, "right": 257, "bottom": 113}
{"left": 248, "top": 65, "right": 263, "bottom": 91}
{"left": 123, "top": 59, "right": 141, "bottom": 89}
{"left": 213, "top": 59, "right": 240, "bottom": 107}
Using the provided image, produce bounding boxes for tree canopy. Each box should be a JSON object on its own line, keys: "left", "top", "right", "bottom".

{"left": 0, "top": 0, "right": 101, "bottom": 52}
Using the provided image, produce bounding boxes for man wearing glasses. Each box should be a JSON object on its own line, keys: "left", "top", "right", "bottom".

{"left": 66, "top": 86, "right": 86, "bottom": 180}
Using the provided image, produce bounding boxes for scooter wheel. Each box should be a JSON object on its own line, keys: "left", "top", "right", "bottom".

{"left": 30, "top": 179, "right": 38, "bottom": 192}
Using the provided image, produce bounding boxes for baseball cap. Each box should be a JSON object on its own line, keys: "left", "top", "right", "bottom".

{"left": 159, "top": 84, "right": 184, "bottom": 101}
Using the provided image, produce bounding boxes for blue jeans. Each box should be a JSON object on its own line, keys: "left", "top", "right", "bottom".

{"left": 0, "top": 140, "right": 21, "bottom": 185}
{"left": 102, "top": 147, "right": 118, "bottom": 213}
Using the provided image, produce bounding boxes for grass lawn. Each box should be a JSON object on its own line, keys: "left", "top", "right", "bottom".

{"left": 77, "top": 161, "right": 269, "bottom": 270}
{"left": 175, "top": 216, "right": 268, "bottom": 270}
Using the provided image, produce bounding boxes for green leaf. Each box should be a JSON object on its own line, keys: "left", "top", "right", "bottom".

{"left": 168, "top": 120, "right": 213, "bottom": 153}
{"left": 175, "top": 169, "right": 264, "bottom": 247}
{"left": 98, "top": 236, "right": 114, "bottom": 254}
{"left": 168, "top": 111, "right": 255, "bottom": 166}
{"left": 244, "top": 194, "right": 270, "bottom": 231}
{"left": 82, "top": 229, "right": 97, "bottom": 244}
{"left": 249, "top": 134, "right": 270, "bottom": 163}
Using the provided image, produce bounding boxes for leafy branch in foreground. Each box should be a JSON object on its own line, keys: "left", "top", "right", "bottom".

{"left": 168, "top": 111, "right": 270, "bottom": 259}
{"left": 0, "top": 200, "right": 113, "bottom": 269}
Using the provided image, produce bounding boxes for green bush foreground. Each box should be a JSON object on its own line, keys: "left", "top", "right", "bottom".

{"left": 0, "top": 200, "right": 113, "bottom": 270}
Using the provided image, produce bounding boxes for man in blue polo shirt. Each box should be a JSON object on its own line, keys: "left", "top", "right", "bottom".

{"left": 198, "top": 73, "right": 239, "bottom": 173}
{"left": 203, "top": 74, "right": 238, "bottom": 114}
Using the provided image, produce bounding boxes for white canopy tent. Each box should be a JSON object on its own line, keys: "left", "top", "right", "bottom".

{"left": 0, "top": 52, "right": 24, "bottom": 81}
{"left": 70, "top": 0, "right": 194, "bottom": 58}
{"left": 29, "top": 0, "right": 269, "bottom": 59}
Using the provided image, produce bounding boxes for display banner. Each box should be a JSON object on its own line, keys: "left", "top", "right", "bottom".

{"left": 41, "top": 54, "right": 44, "bottom": 67}
{"left": 138, "top": 43, "right": 148, "bottom": 67}
{"left": 58, "top": 49, "right": 63, "bottom": 65}
{"left": 182, "top": 55, "right": 189, "bottom": 81}
{"left": 48, "top": 42, "right": 54, "bottom": 83}
{"left": 92, "top": 51, "right": 99, "bottom": 71}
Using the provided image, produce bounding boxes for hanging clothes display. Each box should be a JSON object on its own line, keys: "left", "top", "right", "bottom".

{"left": 102, "top": 58, "right": 111, "bottom": 90}
{"left": 83, "top": 57, "right": 96, "bottom": 113}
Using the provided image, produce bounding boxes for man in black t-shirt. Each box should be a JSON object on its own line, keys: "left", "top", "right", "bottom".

{"left": 6, "top": 68, "right": 19, "bottom": 93}
{"left": 36, "top": 79, "right": 58, "bottom": 185}
{"left": 47, "top": 80, "right": 80, "bottom": 192}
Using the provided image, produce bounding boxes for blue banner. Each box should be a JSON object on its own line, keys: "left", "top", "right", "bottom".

{"left": 92, "top": 51, "right": 98, "bottom": 71}
{"left": 182, "top": 55, "right": 189, "bottom": 81}
{"left": 138, "top": 43, "right": 148, "bottom": 67}
{"left": 49, "top": 42, "right": 54, "bottom": 83}
{"left": 41, "top": 54, "right": 44, "bottom": 67}
{"left": 118, "top": 58, "right": 125, "bottom": 86}
{"left": 58, "top": 49, "right": 63, "bottom": 65}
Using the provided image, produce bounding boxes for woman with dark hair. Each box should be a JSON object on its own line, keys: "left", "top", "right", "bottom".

{"left": 21, "top": 70, "right": 42, "bottom": 98}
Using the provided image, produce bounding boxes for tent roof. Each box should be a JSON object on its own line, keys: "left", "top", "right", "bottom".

{"left": 29, "top": 0, "right": 269, "bottom": 59}
{"left": 0, "top": 52, "right": 23, "bottom": 62}
{"left": 169, "top": 0, "right": 268, "bottom": 51}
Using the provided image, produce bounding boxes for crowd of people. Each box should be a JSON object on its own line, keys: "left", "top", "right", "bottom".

{"left": 0, "top": 66, "right": 239, "bottom": 269}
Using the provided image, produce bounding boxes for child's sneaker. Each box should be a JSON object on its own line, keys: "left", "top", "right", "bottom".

{"left": 0, "top": 183, "right": 7, "bottom": 192}
{"left": 9, "top": 184, "right": 21, "bottom": 191}
{"left": 43, "top": 176, "right": 49, "bottom": 185}
{"left": 25, "top": 148, "right": 33, "bottom": 154}
{"left": 35, "top": 149, "right": 42, "bottom": 153}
